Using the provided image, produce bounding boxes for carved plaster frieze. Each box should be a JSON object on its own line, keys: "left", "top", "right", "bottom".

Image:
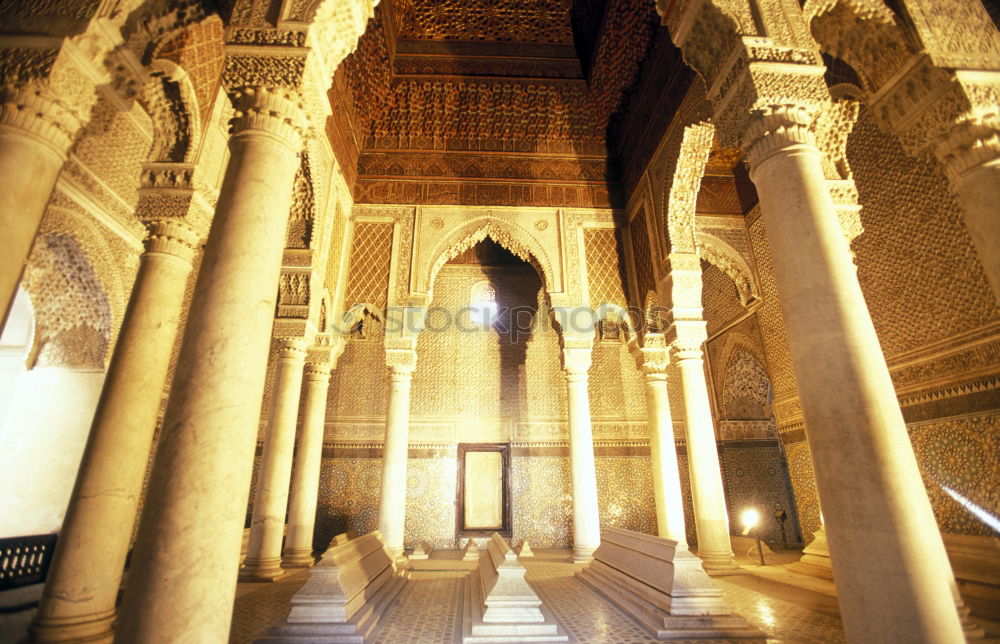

{"left": 136, "top": 161, "right": 213, "bottom": 237}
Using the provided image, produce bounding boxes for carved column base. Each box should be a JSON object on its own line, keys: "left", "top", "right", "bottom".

{"left": 281, "top": 548, "right": 317, "bottom": 569}
{"left": 239, "top": 556, "right": 286, "bottom": 582}
{"left": 29, "top": 608, "right": 115, "bottom": 644}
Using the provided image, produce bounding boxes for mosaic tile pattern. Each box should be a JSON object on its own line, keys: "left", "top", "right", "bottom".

{"left": 719, "top": 444, "right": 803, "bottom": 546}
{"left": 511, "top": 456, "right": 573, "bottom": 547}
{"left": 315, "top": 457, "right": 382, "bottom": 547}
{"left": 713, "top": 576, "right": 846, "bottom": 643}
{"left": 909, "top": 413, "right": 1000, "bottom": 536}
{"left": 405, "top": 457, "right": 458, "bottom": 548}
{"left": 527, "top": 560, "right": 661, "bottom": 643}
{"left": 596, "top": 456, "right": 657, "bottom": 536}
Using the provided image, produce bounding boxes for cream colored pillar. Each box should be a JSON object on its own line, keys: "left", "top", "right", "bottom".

{"left": 563, "top": 344, "right": 601, "bottom": 562}
{"left": 378, "top": 347, "right": 416, "bottom": 558}
{"left": 745, "top": 105, "right": 964, "bottom": 642}
{"left": 935, "top": 121, "right": 1000, "bottom": 302}
{"left": 0, "top": 85, "right": 81, "bottom": 328}
{"left": 672, "top": 330, "right": 736, "bottom": 571}
{"left": 283, "top": 361, "right": 332, "bottom": 567}
{"left": 241, "top": 337, "right": 308, "bottom": 581}
{"left": 114, "top": 87, "right": 308, "bottom": 643}
{"left": 639, "top": 342, "right": 687, "bottom": 546}
{"left": 29, "top": 215, "right": 199, "bottom": 644}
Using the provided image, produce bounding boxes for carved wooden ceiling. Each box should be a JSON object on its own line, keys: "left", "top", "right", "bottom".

{"left": 328, "top": 0, "right": 704, "bottom": 209}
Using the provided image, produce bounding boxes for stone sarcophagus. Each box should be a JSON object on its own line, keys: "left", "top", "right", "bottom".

{"left": 462, "top": 533, "right": 567, "bottom": 643}
{"left": 577, "top": 527, "right": 764, "bottom": 639}
{"left": 256, "top": 531, "right": 406, "bottom": 643}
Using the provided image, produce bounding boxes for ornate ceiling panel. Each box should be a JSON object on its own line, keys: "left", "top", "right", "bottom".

{"left": 397, "top": 0, "right": 575, "bottom": 45}
{"left": 330, "top": 0, "right": 677, "bottom": 208}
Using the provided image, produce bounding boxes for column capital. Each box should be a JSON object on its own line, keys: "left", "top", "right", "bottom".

{"left": 227, "top": 85, "right": 309, "bottom": 152}
{"left": 303, "top": 361, "right": 332, "bottom": 381}
{"left": 664, "top": 252, "right": 704, "bottom": 321}
{"left": 636, "top": 334, "right": 670, "bottom": 378}
{"left": 640, "top": 353, "right": 670, "bottom": 379}
{"left": 143, "top": 219, "right": 199, "bottom": 264}
{"left": 562, "top": 346, "right": 592, "bottom": 379}
{"left": 0, "top": 82, "right": 83, "bottom": 159}
{"left": 743, "top": 104, "right": 820, "bottom": 170}
{"left": 276, "top": 337, "right": 308, "bottom": 361}
{"left": 307, "top": 333, "right": 346, "bottom": 369}
{"left": 672, "top": 337, "right": 705, "bottom": 362}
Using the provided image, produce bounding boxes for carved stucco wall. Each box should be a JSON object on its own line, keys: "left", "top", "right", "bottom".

{"left": 734, "top": 100, "right": 1000, "bottom": 542}
{"left": 849, "top": 106, "right": 998, "bottom": 358}
{"left": 316, "top": 225, "right": 654, "bottom": 547}
{"left": 702, "top": 259, "right": 746, "bottom": 337}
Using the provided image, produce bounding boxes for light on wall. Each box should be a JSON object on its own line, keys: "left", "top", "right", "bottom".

{"left": 470, "top": 280, "right": 497, "bottom": 327}
{"left": 741, "top": 507, "right": 766, "bottom": 566}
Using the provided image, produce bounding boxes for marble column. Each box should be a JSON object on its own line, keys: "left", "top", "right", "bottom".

{"left": 744, "top": 105, "right": 964, "bottom": 642}
{"left": 563, "top": 345, "right": 601, "bottom": 562}
{"left": 29, "top": 217, "right": 199, "bottom": 643}
{"left": 641, "top": 353, "right": 687, "bottom": 546}
{"left": 0, "top": 85, "right": 81, "bottom": 328}
{"left": 378, "top": 355, "right": 415, "bottom": 557}
{"left": 935, "top": 120, "right": 1000, "bottom": 302}
{"left": 672, "top": 331, "right": 736, "bottom": 571}
{"left": 115, "top": 86, "right": 308, "bottom": 643}
{"left": 241, "top": 337, "right": 308, "bottom": 581}
{"left": 283, "top": 361, "right": 332, "bottom": 567}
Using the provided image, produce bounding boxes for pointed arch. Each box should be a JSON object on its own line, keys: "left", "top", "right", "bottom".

{"left": 696, "top": 230, "right": 760, "bottom": 306}
{"left": 142, "top": 59, "right": 203, "bottom": 163}
{"left": 417, "top": 216, "right": 556, "bottom": 298}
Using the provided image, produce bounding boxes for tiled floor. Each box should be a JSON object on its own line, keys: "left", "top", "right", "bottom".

{"left": 230, "top": 550, "right": 847, "bottom": 643}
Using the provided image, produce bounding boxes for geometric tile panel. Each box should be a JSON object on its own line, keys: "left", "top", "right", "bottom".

{"left": 909, "top": 412, "right": 1000, "bottom": 536}
{"left": 344, "top": 222, "right": 394, "bottom": 311}
{"left": 628, "top": 208, "right": 656, "bottom": 304}
{"left": 719, "top": 443, "right": 804, "bottom": 547}
{"left": 584, "top": 227, "right": 628, "bottom": 307}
